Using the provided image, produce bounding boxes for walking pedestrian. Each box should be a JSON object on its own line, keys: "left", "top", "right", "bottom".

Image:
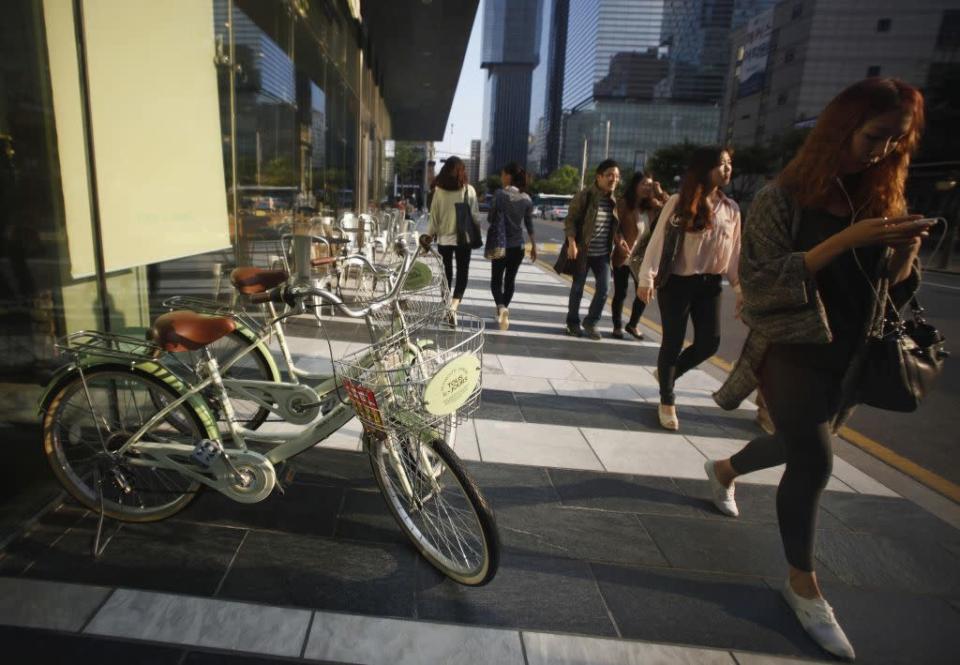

{"left": 611, "top": 172, "right": 669, "bottom": 339}
{"left": 564, "top": 159, "right": 621, "bottom": 340}
{"left": 637, "top": 147, "right": 741, "bottom": 431}
{"left": 428, "top": 156, "right": 480, "bottom": 316}
{"left": 487, "top": 162, "right": 537, "bottom": 330}
{"left": 709, "top": 78, "right": 929, "bottom": 661}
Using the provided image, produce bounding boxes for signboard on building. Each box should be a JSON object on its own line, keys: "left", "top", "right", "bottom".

{"left": 737, "top": 8, "right": 774, "bottom": 99}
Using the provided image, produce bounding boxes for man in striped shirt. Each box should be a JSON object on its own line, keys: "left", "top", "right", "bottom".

{"left": 563, "top": 160, "right": 622, "bottom": 340}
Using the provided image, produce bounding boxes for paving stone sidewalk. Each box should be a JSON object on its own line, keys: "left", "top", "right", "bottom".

{"left": 0, "top": 253, "right": 958, "bottom": 664}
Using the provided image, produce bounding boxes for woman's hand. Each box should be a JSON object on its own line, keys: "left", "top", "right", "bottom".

{"left": 567, "top": 241, "right": 578, "bottom": 260}
{"left": 529, "top": 243, "right": 538, "bottom": 263}
{"left": 836, "top": 215, "right": 925, "bottom": 249}
{"left": 618, "top": 239, "right": 630, "bottom": 255}
{"left": 734, "top": 291, "right": 744, "bottom": 321}
{"left": 636, "top": 286, "right": 654, "bottom": 304}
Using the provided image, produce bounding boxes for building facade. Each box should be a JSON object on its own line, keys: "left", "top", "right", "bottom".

{"left": 480, "top": 0, "right": 544, "bottom": 176}
{"left": 0, "top": 0, "right": 475, "bottom": 430}
{"left": 720, "top": 0, "right": 959, "bottom": 148}
{"left": 562, "top": 100, "right": 721, "bottom": 175}
{"left": 469, "top": 140, "right": 482, "bottom": 185}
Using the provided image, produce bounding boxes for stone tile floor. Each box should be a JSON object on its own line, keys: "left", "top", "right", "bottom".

{"left": 1, "top": 258, "right": 958, "bottom": 664}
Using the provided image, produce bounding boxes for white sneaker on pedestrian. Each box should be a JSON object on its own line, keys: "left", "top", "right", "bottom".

{"left": 498, "top": 306, "right": 509, "bottom": 331}
{"left": 703, "top": 460, "right": 738, "bottom": 517}
{"left": 657, "top": 404, "right": 679, "bottom": 431}
{"left": 782, "top": 580, "right": 856, "bottom": 661}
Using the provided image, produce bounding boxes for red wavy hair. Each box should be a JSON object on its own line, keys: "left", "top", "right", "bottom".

{"left": 778, "top": 78, "right": 924, "bottom": 218}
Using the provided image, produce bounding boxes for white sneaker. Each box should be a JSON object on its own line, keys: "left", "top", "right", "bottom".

{"left": 703, "top": 460, "right": 738, "bottom": 517}
{"left": 498, "top": 306, "right": 509, "bottom": 331}
{"left": 657, "top": 404, "right": 679, "bottom": 431}
{"left": 782, "top": 580, "right": 856, "bottom": 661}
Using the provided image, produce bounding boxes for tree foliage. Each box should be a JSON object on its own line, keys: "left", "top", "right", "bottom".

{"left": 393, "top": 142, "right": 422, "bottom": 184}
{"left": 646, "top": 142, "right": 698, "bottom": 188}
{"left": 530, "top": 165, "right": 581, "bottom": 195}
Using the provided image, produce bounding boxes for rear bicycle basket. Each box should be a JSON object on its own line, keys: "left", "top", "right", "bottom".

{"left": 334, "top": 311, "right": 483, "bottom": 441}
{"left": 55, "top": 330, "right": 162, "bottom": 364}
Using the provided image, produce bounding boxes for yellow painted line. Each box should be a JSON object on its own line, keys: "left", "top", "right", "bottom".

{"left": 534, "top": 258, "right": 960, "bottom": 503}
{"left": 837, "top": 427, "right": 960, "bottom": 503}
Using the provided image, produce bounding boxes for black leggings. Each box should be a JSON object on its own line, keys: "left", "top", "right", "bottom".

{"left": 729, "top": 347, "right": 842, "bottom": 572}
{"left": 655, "top": 274, "right": 722, "bottom": 405}
{"left": 438, "top": 245, "right": 472, "bottom": 300}
{"left": 490, "top": 246, "right": 525, "bottom": 308}
{"left": 611, "top": 264, "right": 645, "bottom": 329}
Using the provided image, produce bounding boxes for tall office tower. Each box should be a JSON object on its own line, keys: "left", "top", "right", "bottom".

{"left": 480, "top": 0, "right": 545, "bottom": 176}
{"left": 468, "top": 139, "right": 482, "bottom": 185}
{"left": 562, "top": 0, "right": 664, "bottom": 112}
{"left": 656, "top": 0, "right": 777, "bottom": 103}
{"left": 559, "top": 0, "right": 715, "bottom": 174}
{"left": 721, "top": 0, "right": 959, "bottom": 151}
{"left": 528, "top": 0, "right": 556, "bottom": 177}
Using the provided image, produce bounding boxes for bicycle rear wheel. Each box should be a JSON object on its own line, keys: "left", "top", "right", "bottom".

{"left": 42, "top": 367, "right": 204, "bottom": 521}
{"left": 368, "top": 433, "right": 498, "bottom": 586}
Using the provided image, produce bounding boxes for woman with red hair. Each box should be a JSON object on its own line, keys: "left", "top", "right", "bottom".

{"left": 710, "top": 78, "right": 931, "bottom": 660}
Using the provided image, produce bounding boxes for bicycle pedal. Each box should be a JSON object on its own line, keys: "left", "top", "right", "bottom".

{"left": 191, "top": 439, "right": 223, "bottom": 468}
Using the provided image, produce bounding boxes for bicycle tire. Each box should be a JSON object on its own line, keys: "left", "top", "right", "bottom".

{"left": 368, "top": 433, "right": 499, "bottom": 586}
{"left": 42, "top": 366, "right": 205, "bottom": 522}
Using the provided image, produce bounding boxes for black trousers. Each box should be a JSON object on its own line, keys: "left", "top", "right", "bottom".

{"left": 611, "top": 264, "right": 645, "bottom": 329}
{"left": 655, "top": 274, "right": 722, "bottom": 405}
{"left": 438, "top": 245, "right": 472, "bottom": 300}
{"left": 490, "top": 246, "right": 525, "bottom": 308}
{"left": 729, "top": 347, "right": 842, "bottom": 572}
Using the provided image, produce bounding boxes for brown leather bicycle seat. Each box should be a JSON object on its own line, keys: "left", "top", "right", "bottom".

{"left": 230, "top": 267, "right": 288, "bottom": 294}
{"left": 311, "top": 256, "right": 337, "bottom": 267}
{"left": 149, "top": 311, "right": 236, "bottom": 352}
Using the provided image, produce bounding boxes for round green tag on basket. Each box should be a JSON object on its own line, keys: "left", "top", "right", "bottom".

{"left": 403, "top": 261, "right": 433, "bottom": 291}
{"left": 423, "top": 353, "right": 481, "bottom": 416}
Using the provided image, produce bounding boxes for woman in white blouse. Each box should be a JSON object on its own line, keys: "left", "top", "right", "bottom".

{"left": 637, "top": 147, "right": 742, "bottom": 431}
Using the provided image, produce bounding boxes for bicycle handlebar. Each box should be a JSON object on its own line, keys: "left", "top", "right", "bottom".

{"left": 260, "top": 233, "right": 427, "bottom": 318}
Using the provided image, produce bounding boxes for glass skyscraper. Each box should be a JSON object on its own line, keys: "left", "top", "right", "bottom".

{"left": 562, "top": 0, "right": 664, "bottom": 111}
{"left": 480, "top": 0, "right": 544, "bottom": 176}
{"left": 657, "top": 0, "right": 777, "bottom": 103}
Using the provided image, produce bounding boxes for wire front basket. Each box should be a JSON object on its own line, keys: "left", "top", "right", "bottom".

{"left": 334, "top": 312, "right": 484, "bottom": 442}
{"left": 357, "top": 245, "right": 451, "bottom": 341}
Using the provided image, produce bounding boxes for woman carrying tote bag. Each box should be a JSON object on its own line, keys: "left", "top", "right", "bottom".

{"left": 428, "top": 156, "right": 481, "bottom": 315}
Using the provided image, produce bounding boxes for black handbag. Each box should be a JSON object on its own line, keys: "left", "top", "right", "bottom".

{"left": 455, "top": 188, "right": 483, "bottom": 249}
{"left": 858, "top": 295, "right": 948, "bottom": 412}
{"left": 652, "top": 214, "right": 684, "bottom": 289}
{"left": 553, "top": 239, "right": 577, "bottom": 275}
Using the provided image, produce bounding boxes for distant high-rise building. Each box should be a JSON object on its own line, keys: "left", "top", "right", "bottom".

{"left": 656, "top": 0, "right": 777, "bottom": 103}
{"left": 469, "top": 139, "right": 482, "bottom": 184}
{"left": 481, "top": 0, "right": 545, "bottom": 177}
{"left": 562, "top": 0, "right": 664, "bottom": 112}
{"left": 720, "top": 0, "right": 958, "bottom": 150}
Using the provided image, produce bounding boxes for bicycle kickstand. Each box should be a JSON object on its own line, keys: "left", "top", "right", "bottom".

{"left": 91, "top": 465, "right": 120, "bottom": 560}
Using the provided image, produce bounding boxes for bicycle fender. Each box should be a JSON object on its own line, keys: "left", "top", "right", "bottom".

{"left": 37, "top": 361, "right": 221, "bottom": 442}
{"left": 232, "top": 322, "right": 281, "bottom": 382}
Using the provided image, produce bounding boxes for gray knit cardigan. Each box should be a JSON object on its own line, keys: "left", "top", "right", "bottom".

{"left": 713, "top": 184, "right": 920, "bottom": 429}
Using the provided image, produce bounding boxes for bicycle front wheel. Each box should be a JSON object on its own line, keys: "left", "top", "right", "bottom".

{"left": 42, "top": 367, "right": 204, "bottom": 521}
{"left": 368, "top": 433, "right": 499, "bottom": 586}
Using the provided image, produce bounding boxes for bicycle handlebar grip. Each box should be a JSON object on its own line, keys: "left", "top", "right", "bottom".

{"left": 248, "top": 286, "right": 287, "bottom": 305}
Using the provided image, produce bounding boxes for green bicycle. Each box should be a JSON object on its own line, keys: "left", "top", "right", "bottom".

{"left": 39, "top": 234, "right": 498, "bottom": 586}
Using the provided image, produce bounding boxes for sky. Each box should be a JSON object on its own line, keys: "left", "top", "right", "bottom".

{"left": 433, "top": 0, "right": 485, "bottom": 161}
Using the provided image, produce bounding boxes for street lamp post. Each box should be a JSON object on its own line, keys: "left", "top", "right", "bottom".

{"left": 579, "top": 136, "right": 588, "bottom": 190}
{"left": 604, "top": 119, "right": 611, "bottom": 159}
